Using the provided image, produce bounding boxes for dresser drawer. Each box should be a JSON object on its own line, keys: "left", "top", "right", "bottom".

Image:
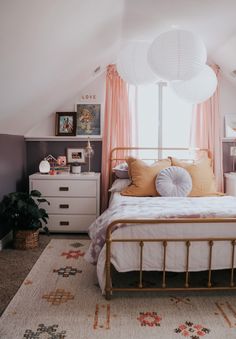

{"left": 31, "top": 179, "right": 97, "bottom": 197}
{"left": 43, "top": 197, "right": 97, "bottom": 214}
{"left": 47, "top": 214, "right": 96, "bottom": 232}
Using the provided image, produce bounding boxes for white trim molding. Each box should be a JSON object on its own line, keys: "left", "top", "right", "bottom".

{"left": 24, "top": 136, "right": 102, "bottom": 142}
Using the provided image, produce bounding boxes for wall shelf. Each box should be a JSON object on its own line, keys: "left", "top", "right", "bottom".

{"left": 222, "top": 138, "right": 236, "bottom": 142}
{"left": 24, "top": 136, "right": 102, "bottom": 142}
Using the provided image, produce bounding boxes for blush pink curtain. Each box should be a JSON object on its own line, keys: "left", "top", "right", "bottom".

{"left": 190, "top": 64, "right": 223, "bottom": 191}
{"left": 101, "top": 64, "right": 133, "bottom": 211}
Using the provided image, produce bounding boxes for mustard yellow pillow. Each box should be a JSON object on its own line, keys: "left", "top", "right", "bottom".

{"left": 126, "top": 156, "right": 137, "bottom": 178}
{"left": 121, "top": 158, "right": 171, "bottom": 197}
{"left": 170, "top": 157, "right": 218, "bottom": 196}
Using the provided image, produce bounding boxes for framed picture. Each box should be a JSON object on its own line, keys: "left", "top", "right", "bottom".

{"left": 55, "top": 112, "right": 77, "bottom": 136}
{"left": 76, "top": 104, "right": 101, "bottom": 136}
{"left": 67, "top": 148, "right": 85, "bottom": 163}
{"left": 225, "top": 114, "right": 236, "bottom": 138}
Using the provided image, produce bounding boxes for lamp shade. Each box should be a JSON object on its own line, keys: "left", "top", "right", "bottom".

{"left": 170, "top": 65, "right": 217, "bottom": 104}
{"left": 148, "top": 30, "right": 207, "bottom": 81}
{"left": 117, "top": 41, "right": 158, "bottom": 85}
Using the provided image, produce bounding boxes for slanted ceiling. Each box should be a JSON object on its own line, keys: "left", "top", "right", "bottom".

{"left": 1, "top": 0, "right": 236, "bottom": 135}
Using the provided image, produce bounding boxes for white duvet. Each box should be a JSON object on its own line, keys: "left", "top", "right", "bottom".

{"left": 85, "top": 193, "right": 236, "bottom": 292}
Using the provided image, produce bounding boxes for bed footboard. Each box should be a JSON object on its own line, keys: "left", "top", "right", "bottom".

{"left": 105, "top": 218, "right": 236, "bottom": 300}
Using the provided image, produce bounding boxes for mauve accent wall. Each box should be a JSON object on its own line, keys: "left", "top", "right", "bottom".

{"left": 26, "top": 140, "right": 102, "bottom": 176}
{"left": 223, "top": 142, "right": 234, "bottom": 174}
{"left": 0, "top": 134, "right": 27, "bottom": 239}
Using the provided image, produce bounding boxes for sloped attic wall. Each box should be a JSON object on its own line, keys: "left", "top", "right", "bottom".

{"left": 26, "top": 68, "right": 236, "bottom": 138}
{"left": 2, "top": 0, "right": 236, "bottom": 136}
{"left": 0, "top": 0, "right": 124, "bottom": 135}
{"left": 25, "top": 72, "right": 105, "bottom": 137}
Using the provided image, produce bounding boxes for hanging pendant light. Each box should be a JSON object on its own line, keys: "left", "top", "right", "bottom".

{"left": 117, "top": 41, "right": 159, "bottom": 85}
{"left": 170, "top": 65, "right": 217, "bottom": 104}
{"left": 147, "top": 30, "right": 207, "bottom": 81}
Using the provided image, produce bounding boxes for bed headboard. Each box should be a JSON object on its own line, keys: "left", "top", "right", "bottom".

{"left": 109, "top": 146, "right": 209, "bottom": 186}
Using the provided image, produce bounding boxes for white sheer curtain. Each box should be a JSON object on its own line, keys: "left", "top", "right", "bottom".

{"left": 129, "top": 83, "right": 193, "bottom": 159}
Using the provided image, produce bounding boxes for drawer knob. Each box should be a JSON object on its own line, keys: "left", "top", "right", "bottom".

{"left": 59, "top": 204, "right": 69, "bottom": 209}
{"left": 59, "top": 187, "right": 69, "bottom": 191}
{"left": 60, "top": 221, "right": 69, "bottom": 226}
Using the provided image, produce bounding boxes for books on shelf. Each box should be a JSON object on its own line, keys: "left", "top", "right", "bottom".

{"left": 53, "top": 166, "right": 70, "bottom": 175}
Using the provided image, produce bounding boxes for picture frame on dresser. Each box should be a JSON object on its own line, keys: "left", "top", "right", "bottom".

{"left": 67, "top": 148, "right": 85, "bottom": 163}
{"left": 55, "top": 112, "right": 77, "bottom": 136}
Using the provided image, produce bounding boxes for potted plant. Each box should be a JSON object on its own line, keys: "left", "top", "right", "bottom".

{"left": 0, "top": 190, "right": 50, "bottom": 250}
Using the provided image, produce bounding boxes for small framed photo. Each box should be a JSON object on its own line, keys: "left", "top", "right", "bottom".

{"left": 225, "top": 114, "right": 236, "bottom": 137}
{"left": 55, "top": 112, "right": 77, "bottom": 136}
{"left": 67, "top": 148, "right": 85, "bottom": 163}
{"left": 76, "top": 104, "right": 101, "bottom": 136}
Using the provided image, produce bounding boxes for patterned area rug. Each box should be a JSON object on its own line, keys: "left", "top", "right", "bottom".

{"left": 1, "top": 239, "right": 236, "bottom": 339}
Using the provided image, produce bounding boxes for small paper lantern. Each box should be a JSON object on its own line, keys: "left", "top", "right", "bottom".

{"left": 117, "top": 41, "right": 158, "bottom": 85}
{"left": 170, "top": 65, "right": 217, "bottom": 104}
{"left": 148, "top": 30, "right": 207, "bottom": 81}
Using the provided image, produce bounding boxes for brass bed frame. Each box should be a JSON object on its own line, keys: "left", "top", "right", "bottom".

{"left": 104, "top": 147, "right": 236, "bottom": 300}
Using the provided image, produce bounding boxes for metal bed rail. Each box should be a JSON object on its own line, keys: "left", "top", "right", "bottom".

{"left": 105, "top": 218, "right": 236, "bottom": 300}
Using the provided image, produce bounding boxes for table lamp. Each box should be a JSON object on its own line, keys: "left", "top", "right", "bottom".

{"left": 84, "top": 137, "right": 95, "bottom": 174}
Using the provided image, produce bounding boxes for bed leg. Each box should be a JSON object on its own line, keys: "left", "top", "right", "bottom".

{"left": 105, "top": 289, "right": 111, "bottom": 300}
{"left": 105, "top": 238, "right": 112, "bottom": 300}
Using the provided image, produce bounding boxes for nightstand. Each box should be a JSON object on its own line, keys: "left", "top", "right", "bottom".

{"left": 29, "top": 173, "right": 100, "bottom": 232}
{"left": 224, "top": 172, "right": 236, "bottom": 196}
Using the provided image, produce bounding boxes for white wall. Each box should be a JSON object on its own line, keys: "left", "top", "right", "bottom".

{"left": 25, "top": 72, "right": 106, "bottom": 137}
{"left": 25, "top": 68, "right": 236, "bottom": 139}
{"left": 0, "top": 0, "right": 123, "bottom": 135}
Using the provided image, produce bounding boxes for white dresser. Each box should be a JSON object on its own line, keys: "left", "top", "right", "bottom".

{"left": 224, "top": 172, "right": 236, "bottom": 196}
{"left": 29, "top": 173, "right": 100, "bottom": 232}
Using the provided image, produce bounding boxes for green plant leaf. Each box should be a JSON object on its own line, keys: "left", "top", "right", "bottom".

{"left": 37, "top": 198, "right": 50, "bottom": 205}
{"left": 0, "top": 190, "right": 50, "bottom": 231}
{"left": 30, "top": 190, "right": 41, "bottom": 197}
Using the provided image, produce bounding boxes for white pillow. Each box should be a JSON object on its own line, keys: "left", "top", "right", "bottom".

{"left": 113, "top": 162, "right": 129, "bottom": 179}
{"left": 109, "top": 179, "right": 131, "bottom": 192}
{"left": 156, "top": 166, "right": 192, "bottom": 197}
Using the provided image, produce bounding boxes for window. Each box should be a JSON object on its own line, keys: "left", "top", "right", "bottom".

{"left": 132, "top": 82, "right": 193, "bottom": 158}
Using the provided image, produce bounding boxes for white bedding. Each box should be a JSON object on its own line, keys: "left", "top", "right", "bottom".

{"left": 85, "top": 193, "right": 236, "bottom": 292}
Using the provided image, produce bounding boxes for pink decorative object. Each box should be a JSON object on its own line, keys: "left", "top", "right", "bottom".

{"left": 57, "top": 156, "right": 67, "bottom": 166}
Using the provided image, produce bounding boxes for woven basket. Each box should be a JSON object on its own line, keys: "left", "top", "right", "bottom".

{"left": 13, "top": 229, "right": 39, "bottom": 250}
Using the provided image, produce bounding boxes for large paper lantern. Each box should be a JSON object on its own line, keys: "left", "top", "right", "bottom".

{"left": 148, "top": 30, "right": 207, "bottom": 81}
{"left": 170, "top": 65, "right": 217, "bottom": 104}
{"left": 117, "top": 41, "right": 158, "bottom": 85}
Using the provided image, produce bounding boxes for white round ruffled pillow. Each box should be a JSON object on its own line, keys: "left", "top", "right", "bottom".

{"left": 156, "top": 166, "right": 192, "bottom": 197}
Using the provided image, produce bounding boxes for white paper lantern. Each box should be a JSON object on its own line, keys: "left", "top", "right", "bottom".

{"left": 148, "top": 30, "right": 207, "bottom": 81}
{"left": 170, "top": 65, "right": 217, "bottom": 104}
{"left": 117, "top": 41, "right": 158, "bottom": 85}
